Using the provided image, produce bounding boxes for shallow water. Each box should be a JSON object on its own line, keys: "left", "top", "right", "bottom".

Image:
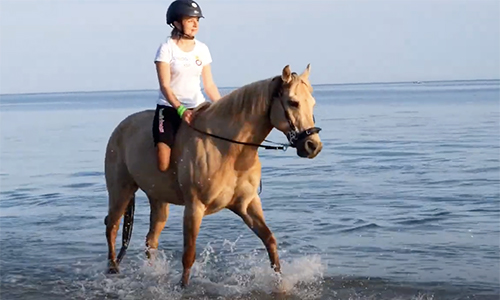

{"left": 1, "top": 80, "right": 499, "bottom": 299}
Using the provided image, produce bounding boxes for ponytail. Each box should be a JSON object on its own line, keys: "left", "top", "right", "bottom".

{"left": 171, "top": 27, "right": 183, "bottom": 39}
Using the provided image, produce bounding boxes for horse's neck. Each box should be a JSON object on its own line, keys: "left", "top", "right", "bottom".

{"left": 232, "top": 115, "right": 273, "bottom": 150}
{"left": 198, "top": 84, "right": 274, "bottom": 154}
{"left": 203, "top": 109, "right": 272, "bottom": 149}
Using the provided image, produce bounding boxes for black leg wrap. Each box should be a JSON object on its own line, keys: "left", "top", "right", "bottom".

{"left": 117, "top": 197, "right": 135, "bottom": 264}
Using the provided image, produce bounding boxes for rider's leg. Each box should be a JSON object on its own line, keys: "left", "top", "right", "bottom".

{"left": 152, "top": 104, "right": 181, "bottom": 172}
{"left": 157, "top": 142, "right": 171, "bottom": 171}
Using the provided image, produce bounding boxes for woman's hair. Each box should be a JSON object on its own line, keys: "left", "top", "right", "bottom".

{"left": 170, "top": 26, "right": 183, "bottom": 39}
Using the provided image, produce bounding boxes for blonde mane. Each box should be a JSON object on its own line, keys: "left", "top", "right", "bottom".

{"left": 203, "top": 76, "right": 282, "bottom": 120}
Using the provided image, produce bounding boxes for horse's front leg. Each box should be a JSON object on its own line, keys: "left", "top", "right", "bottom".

{"left": 231, "top": 196, "right": 281, "bottom": 272}
{"left": 181, "top": 201, "right": 204, "bottom": 288}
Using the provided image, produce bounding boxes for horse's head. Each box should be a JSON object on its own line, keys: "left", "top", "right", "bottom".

{"left": 270, "top": 64, "right": 323, "bottom": 159}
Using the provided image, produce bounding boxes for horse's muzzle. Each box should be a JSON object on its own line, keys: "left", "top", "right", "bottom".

{"left": 286, "top": 127, "right": 321, "bottom": 147}
{"left": 288, "top": 127, "right": 323, "bottom": 158}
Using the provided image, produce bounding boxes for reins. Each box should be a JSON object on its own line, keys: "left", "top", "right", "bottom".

{"left": 187, "top": 125, "right": 290, "bottom": 151}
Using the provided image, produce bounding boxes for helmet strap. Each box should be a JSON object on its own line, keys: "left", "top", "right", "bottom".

{"left": 182, "top": 31, "right": 195, "bottom": 40}
{"left": 171, "top": 23, "right": 195, "bottom": 40}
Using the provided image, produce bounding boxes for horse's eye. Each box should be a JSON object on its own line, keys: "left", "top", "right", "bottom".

{"left": 288, "top": 100, "right": 299, "bottom": 108}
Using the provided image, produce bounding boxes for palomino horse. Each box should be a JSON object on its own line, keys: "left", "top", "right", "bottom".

{"left": 104, "top": 64, "right": 323, "bottom": 287}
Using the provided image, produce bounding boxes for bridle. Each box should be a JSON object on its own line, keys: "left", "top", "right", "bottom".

{"left": 272, "top": 77, "right": 322, "bottom": 149}
{"left": 188, "top": 76, "right": 322, "bottom": 151}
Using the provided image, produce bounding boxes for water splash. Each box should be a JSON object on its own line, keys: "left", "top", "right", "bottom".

{"left": 68, "top": 239, "right": 326, "bottom": 300}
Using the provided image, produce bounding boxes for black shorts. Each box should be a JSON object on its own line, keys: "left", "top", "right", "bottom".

{"left": 152, "top": 105, "right": 182, "bottom": 147}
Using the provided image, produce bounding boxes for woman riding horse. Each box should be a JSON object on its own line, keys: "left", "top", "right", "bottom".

{"left": 104, "top": 64, "right": 322, "bottom": 288}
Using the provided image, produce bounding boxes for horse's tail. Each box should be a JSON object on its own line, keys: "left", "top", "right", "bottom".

{"left": 116, "top": 195, "right": 135, "bottom": 264}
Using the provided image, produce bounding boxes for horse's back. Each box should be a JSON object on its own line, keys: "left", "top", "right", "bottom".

{"left": 105, "top": 109, "right": 154, "bottom": 175}
{"left": 110, "top": 109, "right": 154, "bottom": 140}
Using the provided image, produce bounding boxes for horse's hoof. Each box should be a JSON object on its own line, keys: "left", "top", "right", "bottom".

{"left": 107, "top": 261, "right": 119, "bottom": 274}
{"left": 107, "top": 266, "right": 119, "bottom": 274}
{"left": 272, "top": 263, "right": 281, "bottom": 274}
{"left": 180, "top": 276, "right": 189, "bottom": 289}
{"left": 145, "top": 247, "right": 157, "bottom": 261}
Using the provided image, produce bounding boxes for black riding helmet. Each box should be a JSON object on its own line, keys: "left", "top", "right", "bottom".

{"left": 166, "top": 0, "right": 204, "bottom": 26}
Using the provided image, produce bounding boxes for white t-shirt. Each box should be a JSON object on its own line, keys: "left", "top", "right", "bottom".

{"left": 154, "top": 37, "right": 212, "bottom": 108}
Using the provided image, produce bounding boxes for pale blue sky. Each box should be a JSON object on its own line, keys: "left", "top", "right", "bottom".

{"left": 1, "top": 0, "right": 499, "bottom": 94}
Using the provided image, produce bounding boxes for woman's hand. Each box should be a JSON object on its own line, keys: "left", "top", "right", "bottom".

{"left": 182, "top": 110, "right": 195, "bottom": 125}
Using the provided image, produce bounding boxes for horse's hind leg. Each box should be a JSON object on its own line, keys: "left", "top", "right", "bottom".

{"left": 145, "top": 196, "right": 169, "bottom": 259}
{"left": 230, "top": 196, "right": 281, "bottom": 272}
{"left": 105, "top": 179, "right": 138, "bottom": 273}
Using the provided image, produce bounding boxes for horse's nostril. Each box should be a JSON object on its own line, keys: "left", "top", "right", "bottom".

{"left": 306, "top": 140, "right": 317, "bottom": 152}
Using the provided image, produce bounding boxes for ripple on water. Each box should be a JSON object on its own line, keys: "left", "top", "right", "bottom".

{"left": 69, "top": 171, "right": 104, "bottom": 178}
{"left": 338, "top": 223, "right": 382, "bottom": 233}
{"left": 62, "top": 182, "right": 97, "bottom": 189}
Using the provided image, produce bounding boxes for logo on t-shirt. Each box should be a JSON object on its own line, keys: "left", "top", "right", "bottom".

{"left": 195, "top": 55, "right": 202, "bottom": 66}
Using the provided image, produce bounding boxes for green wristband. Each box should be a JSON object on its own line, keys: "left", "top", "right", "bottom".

{"left": 177, "top": 105, "right": 187, "bottom": 117}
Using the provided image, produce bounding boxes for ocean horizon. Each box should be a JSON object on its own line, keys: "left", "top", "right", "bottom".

{"left": 1, "top": 78, "right": 499, "bottom": 97}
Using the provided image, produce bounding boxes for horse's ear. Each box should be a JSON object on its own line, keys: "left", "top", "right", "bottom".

{"left": 281, "top": 65, "right": 292, "bottom": 83}
{"left": 301, "top": 63, "right": 311, "bottom": 79}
